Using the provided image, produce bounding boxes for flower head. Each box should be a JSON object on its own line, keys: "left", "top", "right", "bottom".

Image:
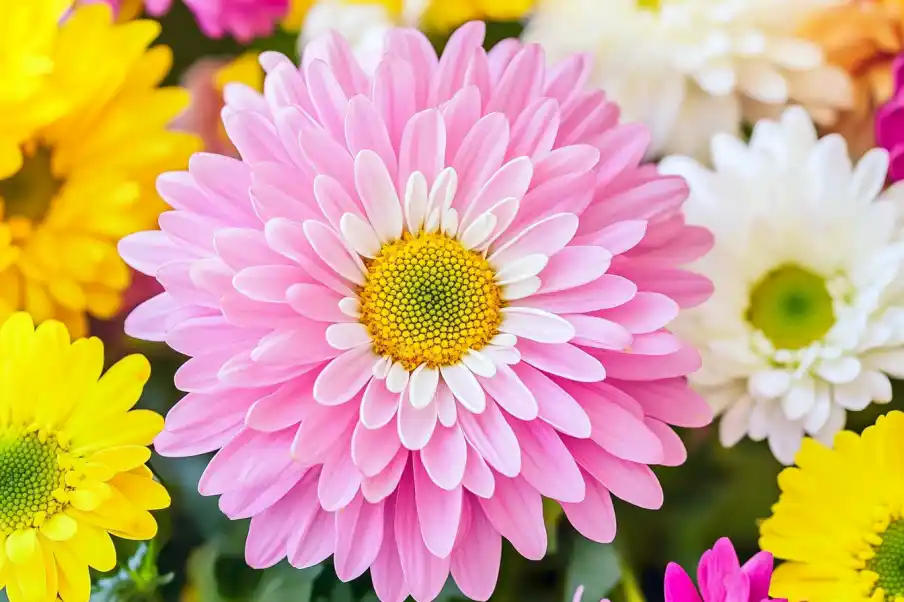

{"left": 523, "top": 0, "right": 853, "bottom": 162}
{"left": 664, "top": 106, "right": 904, "bottom": 464}
{"left": 877, "top": 55, "right": 904, "bottom": 183}
{"left": 0, "top": 312, "right": 168, "bottom": 602}
{"left": 760, "top": 411, "right": 904, "bottom": 602}
{"left": 799, "top": 0, "right": 904, "bottom": 159}
{"left": 665, "top": 538, "right": 782, "bottom": 602}
{"left": 0, "top": 1, "right": 198, "bottom": 337}
{"left": 122, "top": 23, "right": 712, "bottom": 602}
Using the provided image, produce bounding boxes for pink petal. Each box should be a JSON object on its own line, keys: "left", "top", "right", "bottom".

{"left": 544, "top": 53, "right": 591, "bottom": 105}
{"left": 479, "top": 476, "right": 547, "bottom": 560}
{"left": 361, "top": 378, "right": 402, "bottom": 429}
{"left": 461, "top": 157, "right": 533, "bottom": 229}
{"left": 313, "top": 346, "right": 378, "bottom": 405}
{"left": 512, "top": 364, "right": 591, "bottom": 438}
{"left": 118, "top": 231, "right": 185, "bottom": 277}
{"left": 304, "top": 219, "right": 366, "bottom": 285}
{"left": 462, "top": 444, "right": 495, "bottom": 498}
{"left": 614, "top": 379, "right": 713, "bottom": 428}
{"left": 741, "top": 551, "right": 774, "bottom": 602}
{"left": 246, "top": 374, "right": 318, "bottom": 432}
{"left": 440, "top": 363, "right": 486, "bottom": 413}
{"left": 566, "top": 315, "right": 633, "bottom": 350}
{"left": 450, "top": 500, "right": 502, "bottom": 602}
{"left": 500, "top": 307, "right": 575, "bottom": 344}
{"left": 458, "top": 402, "right": 521, "bottom": 477}
{"left": 440, "top": 86, "right": 481, "bottom": 161}
{"left": 265, "top": 218, "right": 356, "bottom": 296}
{"left": 533, "top": 145, "right": 600, "bottom": 186}
{"left": 598, "top": 292, "right": 679, "bottom": 334}
{"left": 304, "top": 58, "right": 349, "bottom": 140}
{"left": 414, "top": 459, "right": 462, "bottom": 558}
{"left": 124, "top": 293, "right": 183, "bottom": 342}
{"left": 286, "top": 283, "right": 349, "bottom": 322}
{"left": 224, "top": 111, "right": 289, "bottom": 164}
{"left": 645, "top": 418, "right": 687, "bottom": 467}
{"left": 592, "top": 345, "right": 701, "bottom": 381}
{"left": 384, "top": 29, "right": 438, "bottom": 110}
{"left": 518, "top": 341, "right": 605, "bottom": 382}
{"left": 508, "top": 98, "right": 559, "bottom": 161}
{"left": 451, "top": 113, "right": 510, "bottom": 211}
{"left": 520, "top": 275, "right": 637, "bottom": 314}
{"left": 490, "top": 213, "right": 578, "bottom": 266}
{"left": 251, "top": 324, "right": 337, "bottom": 365}
{"left": 246, "top": 494, "right": 295, "bottom": 569}
{"left": 477, "top": 363, "right": 538, "bottom": 421}
{"left": 399, "top": 109, "right": 446, "bottom": 190}
{"left": 664, "top": 564, "right": 703, "bottom": 602}
{"left": 318, "top": 448, "right": 363, "bottom": 511}
{"left": 220, "top": 291, "right": 305, "bottom": 330}
{"left": 618, "top": 266, "right": 712, "bottom": 309}
{"left": 576, "top": 220, "right": 647, "bottom": 255}
{"left": 569, "top": 439, "right": 664, "bottom": 509}
{"left": 538, "top": 246, "right": 612, "bottom": 294}
{"left": 334, "top": 494, "right": 385, "bottom": 581}
{"left": 289, "top": 507, "right": 336, "bottom": 569}
{"left": 250, "top": 163, "right": 319, "bottom": 223}
{"left": 353, "top": 419, "right": 402, "bottom": 477}
{"left": 398, "top": 398, "right": 438, "bottom": 451}
{"left": 510, "top": 420, "right": 585, "bottom": 503}
{"left": 220, "top": 463, "right": 307, "bottom": 520}
{"left": 373, "top": 57, "right": 418, "bottom": 150}
{"left": 314, "top": 173, "right": 363, "bottom": 231}
{"left": 431, "top": 21, "right": 485, "bottom": 105}
{"left": 362, "top": 448, "right": 409, "bottom": 503}
{"left": 395, "top": 472, "right": 452, "bottom": 602}
{"left": 572, "top": 385, "right": 664, "bottom": 464}
{"left": 486, "top": 44, "right": 545, "bottom": 122}
{"left": 304, "top": 31, "right": 369, "bottom": 97}
{"left": 421, "top": 424, "right": 467, "bottom": 491}
{"left": 355, "top": 149, "right": 404, "bottom": 242}
{"left": 346, "top": 95, "right": 397, "bottom": 178}
{"left": 561, "top": 472, "right": 617, "bottom": 544}
{"left": 371, "top": 499, "right": 409, "bottom": 602}
{"left": 291, "top": 402, "right": 357, "bottom": 464}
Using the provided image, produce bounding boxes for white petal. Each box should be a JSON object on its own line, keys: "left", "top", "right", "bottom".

{"left": 491, "top": 333, "right": 517, "bottom": 348}
{"left": 326, "top": 323, "right": 371, "bottom": 350}
{"left": 339, "top": 297, "right": 361, "bottom": 318}
{"left": 441, "top": 208, "right": 459, "bottom": 237}
{"left": 480, "top": 197, "right": 520, "bottom": 250}
{"left": 767, "top": 422, "right": 804, "bottom": 466}
{"left": 483, "top": 345, "right": 520, "bottom": 365}
{"left": 404, "top": 171, "right": 429, "bottom": 233}
{"left": 428, "top": 167, "right": 457, "bottom": 218}
{"left": 781, "top": 379, "right": 815, "bottom": 421}
{"left": 816, "top": 356, "right": 861, "bottom": 384}
{"left": 495, "top": 254, "right": 548, "bottom": 285}
{"left": 502, "top": 277, "right": 541, "bottom": 300}
{"left": 386, "top": 362, "right": 410, "bottom": 393}
{"left": 409, "top": 364, "right": 440, "bottom": 409}
{"left": 803, "top": 382, "right": 831, "bottom": 434}
{"left": 459, "top": 212, "right": 497, "bottom": 250}
{"left": 748, "top": 369, "right": 791, "bottom": 400}
{"left": 461, "top": 349, "right": 496, "bottom": 378}
{"left": 372, "top": 355, "right": 391, "bottom": 379}
{"left": 864, "top": 369, "right": 893, "bottom": 402}
{"left": 851, "top": 148, "right": 889, "bottom": 203}
{"left": 424, "top": 208, "right": 441, "bottom": 233}
{"left": 436, "top": 384, "right": 457, "bottom": 427}
{"left": 719, "top": 394, "right": 752, "bottom": 447}
{"left": 304, "top": 219, "right": 367, "bottom": 285}
{"left": 833, "top": 373, "right": 874, "bottom": 411}
{"left": 814, "top": 404, "right": 846, "bottom": 447}
{"left": 500, "top": 307, "right": 575, "bottom": 343}
{"left": 339, "top": 213, "right": 382, "bottom": 259}
{"left": 440, "top": 363, "right": 486, "bottom": 413}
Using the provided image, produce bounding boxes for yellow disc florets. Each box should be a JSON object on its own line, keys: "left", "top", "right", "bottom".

{"left": 0, "top": 428, "right": 74, "bottom": 534}
{"left": 359, "top": 231, "right": 503, "bottom": 370}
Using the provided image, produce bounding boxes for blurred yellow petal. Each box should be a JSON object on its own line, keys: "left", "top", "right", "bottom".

{"left": 40, "top": 513, "right": 77, "bottom": 542}
{"left": 5, "top": 529, "right": 37, "bottom": 565}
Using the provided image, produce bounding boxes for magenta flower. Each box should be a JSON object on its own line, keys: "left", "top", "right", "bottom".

{"left": 876, "top": 55, "right": 904, "bottom": 183}
{"left": 120, "top": 23, "right": 713, "bottom": 602}
{"left": 78, "top": 0, "right": 286, "bottom": 41}
{"left": 665, "top": 539, "right": 784, "bottom": 602}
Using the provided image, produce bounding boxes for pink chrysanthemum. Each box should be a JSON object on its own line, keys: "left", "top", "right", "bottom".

{"left": 120, "top": 23, "right": 713, "bottom": 602}
{"left": 877, "top": 55, "right": 904, "bottom": 184}
{"left": 79, "top": 0, "right": 285, "bottom": 41}
{"left": 665, "top": 539, "right": 784, "bottom": 602}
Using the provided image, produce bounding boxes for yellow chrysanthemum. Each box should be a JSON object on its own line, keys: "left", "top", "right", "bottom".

{"left": 760, "top": 411, "right": 904, "bottom": 602}
{"left": 798, "top": 0, "right": 904, "bottom": 156}
{"left": 420, "top": 0, "right": 533, "bottom": 33}
{"left": 0, "top": 312, "right": 168, "bottom": 602}
{"left": 0, "top": 1, "right": 199, "bottom": 337}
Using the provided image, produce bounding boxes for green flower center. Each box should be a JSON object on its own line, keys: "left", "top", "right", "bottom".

{"left": 746, "top": 265, "right": 835, "bottom": 350}
{"left": 0, "top": 145, "right": 61, "bottom": 224}
{"left": 637, "top": 0, "right": 662, "bottom": 10}
{"left": 869, "top": 520, "right": 904, "bottom": 600}
{"left": 0, "top": 430, "right": 67, "bottom": 533}
{"left": 359, "top": 232, "right": 503, "bottom": 371}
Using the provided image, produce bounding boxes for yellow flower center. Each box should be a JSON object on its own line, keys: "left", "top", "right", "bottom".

{"left": 0, "top": 429, "right": 72, "bottom": 534}
{"left": 359, "top": 231, "right": 503, "bottom": 370}
{"left": 746, "top": 264, "right": 836, "bottom": 350}
{"left": 866, "top": 518, "right": 904, "bottom": 601}
{"left": 637, "top": 0, "right": 662, "bottom": 10}
{"left": 0, "top": 143, "right": 62, "bottom": 241}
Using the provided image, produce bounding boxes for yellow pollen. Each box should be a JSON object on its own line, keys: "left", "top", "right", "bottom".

{"left": 359, "top": 231, "right": 503, "bottom": 370}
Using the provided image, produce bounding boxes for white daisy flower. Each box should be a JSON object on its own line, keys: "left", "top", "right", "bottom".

{"left": 523, "top": 0, "right": 853, "bottom": 162}
{"left": 663, "top": 106, "right": 904, "bottom": 464}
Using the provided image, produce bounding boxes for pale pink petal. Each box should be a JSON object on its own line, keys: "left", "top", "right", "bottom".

{"left": 512, "top": 364, "right": 591, "bottom": 438}
{"left": 352, "top": 419, "right": 402, "bottom": 477}
{"left": 500, "top": 307, "right": 575, "bottom": 343}
{"left": 318, "top": 448, "right": 363, "bottom": 511}
{"left": 286, "top": 283, "right": 350, "bottom": 322}
{"left": 355, "top": 149, "right": 404, "bottom": 242}
{"left": 304, "top": 220, "right": 366, "bottom": 285}
{"left": 414, "top": 459, "right": 462, "bottom": 558}
{"left": 398, "top": 398, "right": 438, "bottom": 451}
{"left": 461, "top": 157, "right": 533, "bottom": 229}
{"left": 450, "top": 500, "right": 502, "bottom": 602}
{"left": 458, "top": 401, "right": 521, "bottom": 477}
{"left": 462, "top": 444, "right": 495, "bottom": 498}
{"left": 570, "top": 439, "right": 664, "bottom": 509}
{"left": 520, "top": 275, "right": 637, "bottom": 314}
{"left": 289, "top": 508, "right": 336, "bottom": 569}
{"left": 477, "top": 363, "right": 537, "bottom": 421}
{"left": 362, "top": 448, "right": 409, "bottom": 503}
{"left": 451, "top": 113, "right": 510, "bottom": 211}
{"left": 245, "top": 375, "right": 317, "bottom": 432}
{"left": 479, "top": 476, "right": 546, "bottom": 560}
{"left": 645, "top": 418, "right": 687, "bottom": 467}
{"left": 518, "top": 341, "right": 605, "bottom": 382}
{"left": 598, "top": 292, "right": 680, "bottom": 334}
{"left": 567, "top": 315, "right": 633, "bottom": 350}
{"left": 538, "top": 247, "right": 612, "bottom": 294}
{"left": 510, "top": 420, "right": 585, "bottom": 503}
{"left": 508, "top": 99, "right": 559, "bottom": 161}
{"left": 334, "top": 493, "right": 385, "bottom": 581}
{"left": 371, "top": 499, "right": 409, "bottom": 602}
{"left": 421, "top": 424, "right": 467, "bottom": 490}
{"left": 313, "top": 346, "right": 378, "bottom": 405}
{"left": 291, "top": 403, "right": 356, "bottom": 465}
{"left": 575, "top": 220, "right": 647, "bottom": 254}
{"left": 399, "top": 109, "right": 446, "bottom": 190}
{"left": 346, "top": 95, "right": 397, "bottom": 178}
{"left": 440, "top": 363, "right": 486, "bottom": 413}
{"left": 361, "top": 378, "right": 402, "bottom": 429}
{"left": 490, "top": 213, "right": 579, "bottom": 266}
{"left": 561, "top": 472, "right": 617, "bottom": 544}
{"left": 395, "top": 472, "right": 451, "bottom": 602}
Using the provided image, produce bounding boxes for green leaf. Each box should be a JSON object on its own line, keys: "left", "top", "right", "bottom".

{"left": 564, "top": 539, "right": 621, "bottom": 602}
{"left": 543, "top": 499, "right": 565, "bottom": 555}
{"left": 91, "top": 541, "right": 173, "bottom": 602}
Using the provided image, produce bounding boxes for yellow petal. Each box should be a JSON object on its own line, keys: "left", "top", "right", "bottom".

{"left": 41, "top": 541, "right": 59, "bottom": 602}
{"left": 51, "top": 541, "right": 90, "bottom": 602}
{"left": 0, "top": 140, "right": 24, "bottom": 180}
{"left": 41, "top": 513, "right": 78, "bottom": 542}
{"left": 89, "top": 445, "right": 151, "bottom": 473}
{"left": 0, "top": 313, "right": 35, "bottom": 359}
{"left": 67, "top": 523, "right": 116, "bottom": 572}
{"left": 5, "top": 529, "right": 37, "bottom": 564}
{"left": 110, "top": 472, "right": 170, "bottom": 510}
{"left": 16, "top": 537, "right": 49, "bottom": 601}
{"left": 71, "top": 409, "right": 163, "bottom": 453}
